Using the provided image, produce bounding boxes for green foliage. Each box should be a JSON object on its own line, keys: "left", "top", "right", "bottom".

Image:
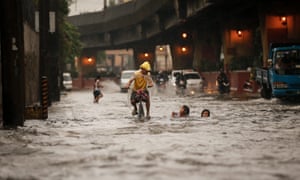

{"left": 58, "top": 0, "right": 70, "bottom": 15}
{"left": 109, "top": 0, "right": 116, "bottom": 6}
{"left": 60, "top": 21, "right": 83, "bottom": 64}
{"left": 33, "top": 0, "right": 39, "bottom": 7}
{"left": 57, "top": 0, "right": 83, "bottom": 72}
{"left": 96, "top": 51, "right": 106, "bottom": 64}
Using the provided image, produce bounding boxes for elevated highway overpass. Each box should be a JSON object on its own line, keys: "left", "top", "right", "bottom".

{"left": 68, "top": 0, "right": 229, "bottom": 49}
{"left": 68, "top": 0, "right": 254, "bottom": 69}
{"left": 68, "top": 0, "right": 300, "bottom": 70}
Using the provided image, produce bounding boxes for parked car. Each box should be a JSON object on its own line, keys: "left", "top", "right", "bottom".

{"left": 183, "top": 71, "right": 204, "bottom": 94}
{"left": 63, "top": 72, "right": 73, "bottom": 91}
{"left": 120, "top": 70, "right": 136, "bottom": 92}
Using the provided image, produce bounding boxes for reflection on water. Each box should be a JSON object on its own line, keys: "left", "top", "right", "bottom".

{"left": 0, "top": 80, "right": 300, "bottom": 180}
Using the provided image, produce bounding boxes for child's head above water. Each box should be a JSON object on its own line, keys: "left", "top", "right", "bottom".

{"left": 201, "top": 109, "right": 210, "bottom": 117}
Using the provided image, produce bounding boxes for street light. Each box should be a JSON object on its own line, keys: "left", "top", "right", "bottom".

{"left": 181, "top": 32, "right": 188, "bottom": 39}
{"left": 82, "top": 57, "right": 95, "bottom": 65}
{"left": 237, "top": 30, "right": 243, "bottom": 37}
{"left": 181, "top": 46, "right": 187, "bottom": 52}
{"left": 280, "top": 16, "right": 287, "bottom": 25}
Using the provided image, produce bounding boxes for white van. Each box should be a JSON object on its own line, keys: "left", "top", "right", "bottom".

{"left": 63, "top": 72, "right": 73, "bottom": 91}
{"left": 120, "top": 70, "right": 136, "bottom": 92}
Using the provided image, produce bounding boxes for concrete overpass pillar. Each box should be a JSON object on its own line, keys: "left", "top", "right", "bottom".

{"left": 170, "top": 42, "right": 194, "bottom": 70}
{"left": 192, "top": 28, "right": 221, "bottom": 72}
{"left": 221, "top": 28, "right": 255, "bottom": 72}
{"left": 133, "top": 46, "right": 155, "bottom": 71}
{"left": 170, "top": 27, "right": 221, "bottom": 72}
{"left": 40, "top": 0, "right": 60, "bottom": 103}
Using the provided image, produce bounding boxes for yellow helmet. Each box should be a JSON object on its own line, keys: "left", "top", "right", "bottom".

{"left": 140, "top": 61, "right": 151, "bottom": 71}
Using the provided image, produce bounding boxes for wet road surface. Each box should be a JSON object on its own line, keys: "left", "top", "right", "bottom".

{"left": 0, "top": 80, "right": 300, "bottom": 180}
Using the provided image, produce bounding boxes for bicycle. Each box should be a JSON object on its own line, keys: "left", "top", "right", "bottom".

{"left": 134, "top": 90, "right": 148, "bottom": 121}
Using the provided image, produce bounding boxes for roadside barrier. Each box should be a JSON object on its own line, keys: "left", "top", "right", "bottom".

{"left": 41, "top": 76, "right": 48, "bottom": 119}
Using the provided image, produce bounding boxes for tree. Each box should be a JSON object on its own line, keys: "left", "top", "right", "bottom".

{"left": 57, "top": 0, "right": 83, "bottom": 76}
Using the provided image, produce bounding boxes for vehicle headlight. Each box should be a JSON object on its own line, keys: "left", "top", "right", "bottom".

{"left": 273, "top": 82, "right": 288, "bottom": 89}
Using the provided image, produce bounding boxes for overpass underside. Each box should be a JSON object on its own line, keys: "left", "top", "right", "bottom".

{"left": 68, "top": 0, "right": 300, "bottom": 72}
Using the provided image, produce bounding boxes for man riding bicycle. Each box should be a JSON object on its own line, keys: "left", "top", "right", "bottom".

{"left": 126, "top": 61, "right": 154, "bottom": 119}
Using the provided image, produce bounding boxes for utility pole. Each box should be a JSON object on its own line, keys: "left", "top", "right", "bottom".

{"left": 1, "top": 0, "right": 25, "bottom": 128}
{"left": 48, "top": 0, "right": 60, "bottom": 102}
{"left": 39, "top": 0, "right": 60, "bottom": 105}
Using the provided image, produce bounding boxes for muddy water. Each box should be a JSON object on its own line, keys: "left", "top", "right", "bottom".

{"left": 0, "top": 80, "right": 299, "bottom": 180}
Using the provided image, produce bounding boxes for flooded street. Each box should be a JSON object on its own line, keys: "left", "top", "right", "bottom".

{"left": 1, "top": 80, "right": 300, "bottom": 180}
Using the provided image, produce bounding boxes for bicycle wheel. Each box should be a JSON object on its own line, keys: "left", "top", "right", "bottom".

{"left": 138, "top": 101, "right": 145, "bottom": 119}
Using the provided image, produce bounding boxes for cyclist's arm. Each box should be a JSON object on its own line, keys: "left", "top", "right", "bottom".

{"left": 126, "top": 75, "right": 136, "bottom": 88}
{"left": 146, "top": 75, "right": 154, "bottom": 87}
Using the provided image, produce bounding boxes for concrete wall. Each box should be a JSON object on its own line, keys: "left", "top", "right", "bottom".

{"left": 193, "top": 28, "right": 221, "bottom": 72}
{"left": 222, "top": 29, "right": 254, "bottom": 71}
{"left": 24, "top": 22, "right": 40, "bottom": 106}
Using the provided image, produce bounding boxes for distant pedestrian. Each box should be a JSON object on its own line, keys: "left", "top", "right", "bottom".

{"left": 93, "top": 76, "right": 103, "bottom": 103}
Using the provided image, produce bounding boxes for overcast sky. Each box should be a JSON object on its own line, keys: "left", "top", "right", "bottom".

{"left": 69, "top": 0, "right": 104, "bottom": 16}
